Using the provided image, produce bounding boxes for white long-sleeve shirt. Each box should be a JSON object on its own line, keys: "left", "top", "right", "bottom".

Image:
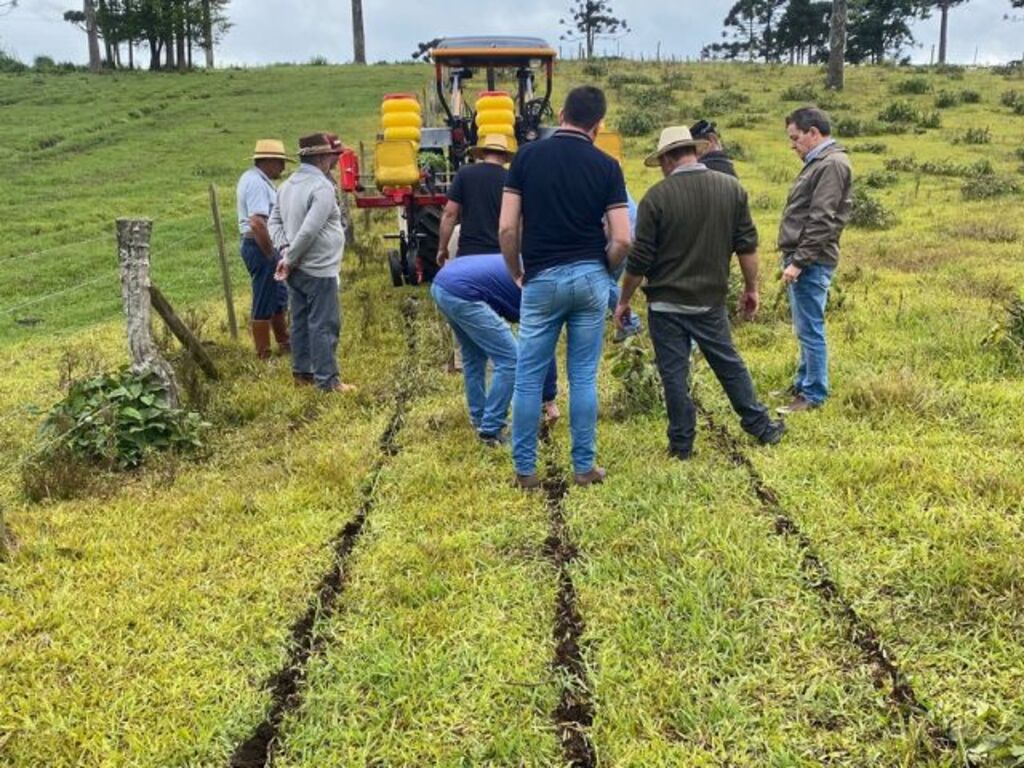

{"left": 269, "top": 163, "right": 345, "bottom": 278}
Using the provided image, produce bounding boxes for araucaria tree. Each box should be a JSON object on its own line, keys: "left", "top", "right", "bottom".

{"left": 559, "top": 0, "right": 629, "bottom": 59}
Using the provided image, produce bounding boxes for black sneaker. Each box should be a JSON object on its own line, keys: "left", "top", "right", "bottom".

{"left": 478, "top": 430, "right": 509, "bottom": 448}
{"left": 668, "top": 445, "right": 693, "bottom": 461}
{"left": 757, "top": 420, "right": 786, "bottom": 446}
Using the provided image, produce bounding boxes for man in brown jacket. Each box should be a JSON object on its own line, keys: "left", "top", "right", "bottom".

{"left": 615, "top": 126, "right": 784, "bottom": 459}
{"left": 777, "top": 107, "right": 853, "bottom": 414}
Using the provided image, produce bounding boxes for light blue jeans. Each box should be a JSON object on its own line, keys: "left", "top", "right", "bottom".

{"left": 287, "top": 270, "right": 341, "bottom": 391}
{"left": 787, "top": 261, "right": 835, "bottom": 405}
{"left": 513, "top": 261, "right": 611, "bottom": 476}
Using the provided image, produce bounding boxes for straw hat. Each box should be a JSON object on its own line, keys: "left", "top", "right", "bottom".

{"left": 252, "top": 139, "right": 291, "bottom": 162}
{"left": 297, "top": 132, "right": 345, "bottom": 157}
{"left": 643, "top": 126, "right": 709, "bottom": 167}
{"left": 469, "top": 133, "right": 515, "bottom": 160}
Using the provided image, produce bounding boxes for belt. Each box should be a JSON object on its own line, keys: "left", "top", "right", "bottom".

{"left": 242, "top": 232, "right": 256, "bottom": 240}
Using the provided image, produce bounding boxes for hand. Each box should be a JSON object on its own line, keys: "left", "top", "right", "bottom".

{"left": 512, "top": 272, "right": 524, "bottom": 289}
{"left": 274, "top": 260, "right": 291, "bottom": 282}
{"left": 614, "top": 302, "right": 631, "bottom": 329}
{"left": 436, "top": 250, "right": 449, "bottom": 267}
{"left": 781, "top": 264, "right": 802, "bottom": 285}
{"left": 738, "top": 289, "right": 759, "bottom": 320}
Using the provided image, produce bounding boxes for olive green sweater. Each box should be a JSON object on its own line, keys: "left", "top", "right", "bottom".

{"left": 626, "top": 166, "right": 758, "bottom": 308}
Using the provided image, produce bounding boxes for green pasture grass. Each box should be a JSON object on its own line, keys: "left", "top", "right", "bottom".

{"left": 2, "top": 60, "right": 1023, "bottom": 765}
{"left": 275, "top": 381, "right": 561, "bottom": 766}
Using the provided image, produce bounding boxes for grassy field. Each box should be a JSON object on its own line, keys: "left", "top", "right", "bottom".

{"left": 2, "top": 58, "right": 1024, "bottom": 766}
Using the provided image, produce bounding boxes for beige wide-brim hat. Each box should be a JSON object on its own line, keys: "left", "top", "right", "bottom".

{"left": 469, "top": 133, "right": 515, "bottom": 160}
{"left": 643, "top": 126, "right": 709, "bottom": 167}
{"left": 252, "top": 139, "right": 292, "bottom": 162}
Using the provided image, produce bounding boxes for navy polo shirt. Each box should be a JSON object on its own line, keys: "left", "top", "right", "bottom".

{"left": 504, "top": 129, "right": 628, "bottom": 281}
{"left": 432, "top": 253, "right": 522, "bottom": 322}
{"left": 447, "top": 162, "right": 506, "bottom": 256}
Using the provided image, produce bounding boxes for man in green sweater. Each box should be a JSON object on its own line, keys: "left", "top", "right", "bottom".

{"left": 615, "top": 127, "right": 785, "bottom": 459}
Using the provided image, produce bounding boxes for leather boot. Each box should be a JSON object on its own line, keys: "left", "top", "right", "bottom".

{"left": 250, "top": 320, "right": 272, "bottom": 360}
{"left": 270, "top": 312, "right": 291, "bottom": 354}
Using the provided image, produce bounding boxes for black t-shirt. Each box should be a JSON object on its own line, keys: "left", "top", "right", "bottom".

{"left": 447, "top": 162, "right": 506, "bottom": 256}
{"left": 504, "top": 129, "right": 628, "bottom": 281}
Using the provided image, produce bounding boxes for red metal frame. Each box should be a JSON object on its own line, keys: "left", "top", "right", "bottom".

{"left": 352, "top": 192, "right": 448, "bottom": 209}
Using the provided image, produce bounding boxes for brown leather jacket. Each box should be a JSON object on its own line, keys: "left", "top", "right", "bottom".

{"left": 777, "top": 142, "right": 853, "bottom": 268}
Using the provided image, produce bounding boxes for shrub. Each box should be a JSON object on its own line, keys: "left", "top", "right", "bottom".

{"left": 1000, "top": 89, "right": 1023, "bottom": 109}
{"left": 617, "top": 108, "right": 658, "bottom": 137}
{"left": 934, "top": 90, "right": 960, "bottom": 108}
{"left": 722, "top": 140, "right": 749, "bottom": 161}
{"left": 308, "top": 55, "right": 330, "bottom": 66}
{"left": 916, "top": 110, "right": 942, "bottom": 129}
{"left": 0, "top": 47, "right": 27, "bottom": 73}
{"left": 34, "top": 369, "right": 207, "bottom": 471}
{"left": 607, "top": 72, "right": 654, "bottom": 89}
{"left": 624, "top": 84, "right": 675, "bottom": 111}
{"left": 863, "top": 170, "right": 898, "bottom": 189}
{"left": 581, "top": 60, "right": 609, "bottom": 77}
{"left": 780, "top": 83, "right": 818, "bottom": 101}
{"left": 835, "top": 116, "right": 872, "bottom": 138}
{"left": 701, "top": 90, "right": 749, "bottom": 114}
{"left": 1013, "top": 146, "right": 1024, "bottom": 162}
{"left": 849, "top": 187, "right": 897, "bottom": 229}
{"left": 850, "top": 142, "right": 888, "bottom": 154}
{"left": 961, "top": 175, "right": 1021, "bottom": 200}
{"left": 33, "top": 55, "right": 57, "bottom": 72}
{"left": 878, "top": 100, "right": 918, "bottom": 124}
{"left": 724, "top": 112, "right": 766, "bottom": 129}
{"left": 955, "top": 126, "right": 991, "bottom": 145}
{"left": 917, "top": 158, "right": 993, "bottom": 177}
{"left": 934, "top": 64, "right": 965, "bottom": 79}
{"left": 983, "top": 297, "right": 1024, "bottom": 370}
{"left": 959, "top": 89, "right": 982, "bottom": 104}
{"left": 892, "top": 77, "right": 931, "bottom": 95}
{"left": 885, "top": 155, "right": 918, "bottom": 172}
{"left": 610, "top": 336, "right": 663, "bottom": 418}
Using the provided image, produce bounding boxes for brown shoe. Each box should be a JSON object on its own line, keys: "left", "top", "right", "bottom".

{"left": 270, "top": 312, "right": 291, "bottom": 354}
{"left": 250, "top": 320, "right": 272, "bottom": 360}
{"left": 574, "top": 467, "right": 607, "bottom": 486}
{"left": 513, "top": 473, "right": 542, "bottom": 491}
{"left": 323, "top": 381, "right": 358, "bottom": 394}
{"left": 776, "top": 395, "right": 820, "bottom": 415}
{"left": 293, "top": 372, "right": 315, "bottom": 387}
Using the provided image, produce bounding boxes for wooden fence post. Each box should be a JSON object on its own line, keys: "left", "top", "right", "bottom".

{"left": 208, "top": 184, "right": 239, "bottom": 341}
{"left": 117, "top": 218, "right": 181, "bottom": 408}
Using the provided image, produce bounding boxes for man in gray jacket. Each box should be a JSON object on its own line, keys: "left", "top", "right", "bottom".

{"left": 777, "top": 107, "right": 852, "bottom": 414}
{"left": 270, "top": 133, "right": 355, "bottom": 393}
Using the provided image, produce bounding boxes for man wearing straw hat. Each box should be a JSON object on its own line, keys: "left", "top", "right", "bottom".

{"left": 614, "top": 126, "right": 785, "bottom": 459}
{"left": 269, "top": 133, "right": 356, "bottom": 393}
{"left": 436, "top": 134, "right": 513, "bottom": 266}
{"left": 236, "top": 139, "right": 291, "bottom": 359}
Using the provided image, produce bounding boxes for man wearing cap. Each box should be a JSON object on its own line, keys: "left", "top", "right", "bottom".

{"left": 436, "top": 134, "right": 512, "bottom": 266}
{"left": 690, "top": 119, "right": 738, "bottom": 178}
{"left": 500, "top": 85, "right": 632, "bottom": 488}
{"left": 269, "top": 133, "right": 355, "bottom": 393}
{"left": 615, "top": 126, "right": 785, "bottom": 459}
{"left": 431, "top": 253, "right": 558, "bottom": 446}
{"left": 776, "top": 106, "right": 852, "bottom": 414}
{"left": 236, "top": 140, "right": 291, "bottom": 359}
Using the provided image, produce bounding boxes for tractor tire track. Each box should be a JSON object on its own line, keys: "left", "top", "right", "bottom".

{"left": 540, "top": 435, "right": 597, "bottom": 768}
{"left": 229, "top": 298, "right": 420, "bottom": 768}
{"left": 694, "top": 397, "right": 963, "bottom": 760}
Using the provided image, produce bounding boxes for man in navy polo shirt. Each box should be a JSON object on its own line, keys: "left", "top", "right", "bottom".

{"left": 499, "top": 86, "right": 632, "bottom": 489}
{"left": 431, "top": 253, "right": 557, "bottom": 445}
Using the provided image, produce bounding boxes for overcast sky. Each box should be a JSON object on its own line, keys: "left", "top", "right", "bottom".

{"left": 3, "top": 0, "right": 1023, "bottom": 67}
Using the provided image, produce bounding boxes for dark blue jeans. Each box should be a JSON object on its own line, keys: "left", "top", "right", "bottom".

{"left": 287, "top": 270, "right": 340, "bottom": 390}
{"left": 241, "top": 238, "right": 288, "bottom": 320}
{"left": 786, "top": 262, "right": 835, "bottom": 404}
{"left": 648, "top": 307, "right": 771, "bottom": 454}
{"left": 432, "top": 283, "right": 556, "bottom": 436}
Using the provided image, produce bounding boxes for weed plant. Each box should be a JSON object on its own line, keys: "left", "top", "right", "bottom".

{"left": 849, "top": 188, "right": 897, "bottom": 229}
{"left": 892, "top": 77, "right": 931, "bottom": 95}
{"left": 609, "top": 336, "right": 663, "bottom": 419}
{"left": 955, "top": 126, "right": 992, "bottom": 145}
{"left": 961, "top": 174, "right": 1021, "bottom": 200}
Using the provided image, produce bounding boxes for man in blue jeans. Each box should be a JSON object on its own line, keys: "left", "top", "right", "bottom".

{"left": 499, "top": 86, "right": 632, "bottom": 489}
{"left": 777, "top": 107, "right": 853, "bottom": 413}
{"left": 431, "top": 254, "right": 557, "bottom": 446}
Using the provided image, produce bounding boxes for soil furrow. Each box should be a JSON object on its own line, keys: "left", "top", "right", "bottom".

{"left": 541, "top": 438, "right": 597, "bottom": 768}
{"left": 694, "top": 397, "right": 963, "bottom": 759}
{"left": 228, "top": 298, "right": 420, "bottom": 768}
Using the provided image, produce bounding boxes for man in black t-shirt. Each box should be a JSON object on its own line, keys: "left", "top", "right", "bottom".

{"left": 437, "top": 134, "right": 513, "bottom": 265}
{"left": 500, "top": 86, "right": 632, "bottom": 489}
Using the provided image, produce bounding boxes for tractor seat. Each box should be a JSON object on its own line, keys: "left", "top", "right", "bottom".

{"left": 375, "top": 140, "right": 420, "bottom": 189}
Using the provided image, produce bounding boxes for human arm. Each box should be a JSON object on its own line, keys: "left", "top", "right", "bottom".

{"left": 605, "top": 205, "right": 632, "bottom": 271}
{"left": 248, "top": 214, "right": 275, "bottom": 259}
{"left": 499, "top": 191, "right": 523, "bottom": 286}
{"left": 732, "top": 189, "right": 760, "bottom": 316}
{"left": 437, "top": 200, "right": 461, "bottom": 266}
{"left": 281, "top": 182, "right": 337, "bottom": 268}
{"left": 613, "top": 271, "right": 644, "bottom": 329}
{"left": 736, "top": 251, "right": 760, "bottom": 319}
